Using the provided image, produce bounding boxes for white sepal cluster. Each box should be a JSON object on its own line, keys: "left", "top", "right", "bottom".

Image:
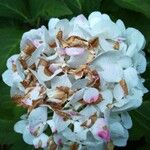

{"left": 2, "top": 11, "right": 147, "bottom": 150}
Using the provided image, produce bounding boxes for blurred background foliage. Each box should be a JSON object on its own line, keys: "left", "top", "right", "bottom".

{"left": 0, "top": 0, "right": 150, "bottom": 150}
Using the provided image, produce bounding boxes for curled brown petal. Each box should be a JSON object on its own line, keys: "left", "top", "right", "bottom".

{"left": 119, "top": 79, "right": 128, "bottom": 95}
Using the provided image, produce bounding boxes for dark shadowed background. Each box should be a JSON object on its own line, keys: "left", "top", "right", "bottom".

{"left": 0, "top": 0, "right": 150, "bottom": 150}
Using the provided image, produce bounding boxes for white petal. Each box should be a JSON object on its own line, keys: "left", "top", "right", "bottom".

{"left": 74, "top": 14, "right": 90, "bottom": 32}
{"left": 92, "top": 51, "right": 123, "bottom": 82}
{"left": 6, "top": 54, "right": 19, "bottom": 69}
{"left": 62, "top": 128, "right": 77, "bottom": 142}
{"left": 133, "top": 53, "right": 146, "bottom": 73}
{"left": 100, "top": 38, "right": 114, "bottom": 51}
{"left": 101, "top": 63, "right": 123, "bottom": 82}
{"left": 80, "top": 105, "right": 97, "bottom": 119}
{"left": 67, "top": 51, "right": 88, "bottom": 68}
{"left": 117, "top": 56, "right": 132, "bottom": 69}
{"left": 53, "top": 113, "right": 71, "bottom": 132}
{"left": 48, "top": 18, "right": 59, "bottom": 29}
{"left": 28, "top": 107, "right": 47, "bottom": 127}
{"left": 126, "top": 43, "right": 137, "bottom": 57}
{"left": 2, "top": 70, "right": 14, "bottom": 86}
{"left": 121, "top": 112, "right": 132, "bottom": 129}
{"left": 51, "top": 74, "right": 72, "bottom": 88}
{"left": 71, "top": 79, "right": 88, "bottom": 90}
{"left": 74, "top": 121, "right": 88, "bottom": 140}
{"left": 55, "top": 19, "right": 71, "bottom": 38}
{"left": 113, "top": 84, "right": 124, "bottom": 100}
{"left": 14, "top": 120, "right": 27, "bottom": 134}
{"left": 116, "top": 19, "right": 126, "bottom": 33}
{"left": 88, "top": 11, "right": 102, "bottom": 27}
{"left": 126, "top": 28, "right": 146, "bottom": 51}
{"left": 97, "top": 90, "right": 113, "bottom": 112}
{"left": 124, "top": 67, "right": 138, "bottom": 88}
{"left": 68, "top": 89, "right": 84, "bottom": 104}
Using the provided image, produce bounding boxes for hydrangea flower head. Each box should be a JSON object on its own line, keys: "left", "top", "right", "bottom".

{"left": 2, "top": 11, "right": 147, "bottom": 149}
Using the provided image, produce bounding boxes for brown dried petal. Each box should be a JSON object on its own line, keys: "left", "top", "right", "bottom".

{"left": 81, "top": 113, "right": 97, "bottom": 128}
{"left": 12, "top": 64, "right": 17, "bottom": 72}
{"left": 113, "top": 41, "right": 120, "bottom": 50}
{"left": 88, "top": 37, "right": 99, "bottom": 49}
{"left": 119, "top": 79, "right": 128, "bottom": 95}
{"left": 70, "top": 143, "right": 79, "bottom": 150}
{"left": 107, "top": 141, "right": 114, "bottom": 150}
{"left": 48, "top": 139, "right": 57, "bottom": 150}
{"left": 66, "top": 36, "right": 88, "bottom": 48}
{"left": 24, "top": 43, "right": 36, "bottom": 55}
{"left": 19, "top": 57, "right": 28, "bottom": 70}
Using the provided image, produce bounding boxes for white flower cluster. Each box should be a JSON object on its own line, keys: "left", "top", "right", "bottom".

{"left": 2, "top": 12, "right": 148, "bottom": 150}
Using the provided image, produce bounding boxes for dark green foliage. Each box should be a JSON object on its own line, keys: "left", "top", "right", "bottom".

{"left": 0, "top": 0, "right": 149, "bottom": 149}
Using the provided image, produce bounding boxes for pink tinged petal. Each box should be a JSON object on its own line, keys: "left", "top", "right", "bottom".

{"left": 97, "top": 130, "right": 110, "bottom": 142}
{"left": 57, "top": 138, "right": 62, "bottom": 145}
{"left": 83, "top": 88, "right": 99, "bottom": 104}
{"left": 22, "top": 98, "right": 32, "bottom": 106}
{"left": 57, "top": 48, "right": 66, "bottom": 55}
{"left": 91, "top": 118, "right": 110, "bottom": 141}
{"left": 23, "top": 127, "right": 34, "bottom": 145}
{"left": 33, "top": 133, "right": 49, "bottom": 148}
{"left": 32, "top": 39, "right": 42, "bottom": 48}
{"left": 65, "top": 47, "right": 85, "bottom": 56}
{"left": 49, "top": 64, "right": 61, "bottom": 73}
{"left": 47, "top": 120, "right": 57, "bottom": 133}
{"left": 37, "top": 65, "right": 62, "bottom": 82}
{"left": 29, "top": 122, "right": 46, "bottom": 136}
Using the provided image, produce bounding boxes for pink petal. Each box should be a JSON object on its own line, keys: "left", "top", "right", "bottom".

{"left": 97, "top": 130, "right": 110, "bottom": 142}
{"left": 65, "top": 47, "right": 85, "bottom": 56}
{"left": 83, "top": 88, "right": 99, "bottom": 104}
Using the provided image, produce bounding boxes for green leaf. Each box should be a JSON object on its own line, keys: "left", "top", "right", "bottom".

{"left": 129, "top": 101, "right": 150, "bottom": 140}
{"left": 28, "top": 0, "right": 73, "bottom": 25}
{"left": 79, "top": 0, "right": 102, "bottom": 15}
{"left": 0, "top": 26, "right": 25, "bottom": 74}
{"left": 64, "top": 0, "right": 82, "bottom": 15}
{"left": 114, "top": 0, "right": 150, "bottom": 19}
{"left": 42, "top": 0, "right": 73, "bottom": 18}
{"left": 0, "top": 0, "right": 29, "bottom": 21}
